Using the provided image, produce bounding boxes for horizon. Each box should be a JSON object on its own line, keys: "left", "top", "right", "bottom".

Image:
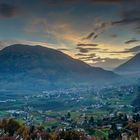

{"left": 0, "top": 41, "right": 129, "bottom": 70}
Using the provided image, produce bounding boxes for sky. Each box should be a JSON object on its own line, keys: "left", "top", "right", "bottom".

{"left": 0, "top": 0, "right": 140, "bottom": 70}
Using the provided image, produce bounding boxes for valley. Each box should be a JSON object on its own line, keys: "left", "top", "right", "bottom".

{"left": 0, "top": 84, "right": 138, "bottom": 128}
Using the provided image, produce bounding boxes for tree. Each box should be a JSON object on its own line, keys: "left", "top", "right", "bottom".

{"left": 1, "top": 119, "right": 8, "bottom": 133}
{"left": 25, "top": 135, "right": 31, "bottom": 140}
{"left": 6, "top": 119, "right": 20, "bottom": 136}
{"left": 29, "top": 125, "right": 35, "bottom": 134}
{"left": 89, "top": 116, "right": 94, "bottom": 126}
{"left": 111, "top": 123, "right": 117, "bottom": 132}
{"left": 136, "top": 114, "right": 140, "bottom": 122}
{"left": 67, "top": 112, "right": 71, "bottom": 118}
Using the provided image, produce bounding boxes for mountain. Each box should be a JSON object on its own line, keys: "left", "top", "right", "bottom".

{"left": 114, "top": 53, "right": 140, "bottom": 76}
{"left": 0, "top": 44, "right": 119, "bottom": 90}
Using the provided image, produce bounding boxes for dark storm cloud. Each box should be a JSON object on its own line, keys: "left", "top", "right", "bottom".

{"left": 125, "top": 39, "right": 139, "bottom": 44}
{"left": 0, "top": 3, "right": 18, "bottom": 18}
{"left": 77, "top": 43, "right": 98, "bottom": 47}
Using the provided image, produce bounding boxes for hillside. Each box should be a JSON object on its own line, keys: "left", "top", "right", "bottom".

{"left": 0, "top": 44, "right": 119, "bottom": 89}
{"left": 114, "top": 53, "right": 140, "bottom": 76}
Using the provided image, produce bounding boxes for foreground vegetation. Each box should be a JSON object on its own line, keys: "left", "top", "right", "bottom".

{"left": 0, "top": 111, "right": 140, "bottom": 140}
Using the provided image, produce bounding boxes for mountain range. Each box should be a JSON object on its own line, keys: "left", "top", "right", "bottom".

{"left": 0, "top": 44, "right": 119, "bottom": 90}
{"left": 114, "top": 53, "right": 140, "bottom": 76}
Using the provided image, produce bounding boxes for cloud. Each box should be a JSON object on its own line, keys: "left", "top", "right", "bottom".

{"left": 75, "top": 50, "right": 128, "bottom": 70}
{"left": 77, "top": 43, "right": 98, "bottom": 47}
{"left": 127, "top": 45, "right": 140, "bottom": 53}
{"left": 102, "top": 45, "right": 140, "bottom": 54}
{"left": 96, "top": 22, "right": 112, "bottom": 31}
{"left": 0, "top": 3, "right": 19, "bottom": 18}
{"left": 76, "top": 47, "right": 89, "bottom": 53}
{"left": 75, "top": 53, "right": 89, "bottom": 56}
{"left": 82, "top": 32, "right": 95, "bottom": 40}
{"left": 78, "top": 53, "right": 97, "bottom": 61}
{"left": 111, "top": 1, "right": 140, "bottom": 32}
{"left": 81, "top": 20, "right": 112, "bottom": 41}
{"left": 125, "top": 39, "right": 139, "bottom": 44}
{"left": 25, "top": 17, "right": 82, "bottom": 45}
{"left": 121, "top": 45, "right": 140, "bottom": 53}
{"left": 76, "top": 47, "right": 99, "bottom": 53}
{"left": 57, "top": 48, "right": 69, "bottom": 51}
{"left": 77, "top": 53, "right": 98, "bottom": 59}
{"left": 77, "top": 53, "right": 127, "bottom": 70}
{"left": 112, "top": 17, "right": 140, "bottom": 26}
{"left": 93, "top": 34, "right": 98, "bottom": 39}
{"left": 82, "top": 33, "right": 98, "bottom": 41}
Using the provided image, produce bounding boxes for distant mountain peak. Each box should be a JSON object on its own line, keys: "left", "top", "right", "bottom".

{"left": 114, "top": 53, "right": 140, "bottom": 75}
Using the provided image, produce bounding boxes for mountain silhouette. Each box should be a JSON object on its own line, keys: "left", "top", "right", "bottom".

{"left": 0, "top": 44, "right": 119, "bottom": 89}
{"left": 114, "top": 53, "right": 140, "bottom": 76}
